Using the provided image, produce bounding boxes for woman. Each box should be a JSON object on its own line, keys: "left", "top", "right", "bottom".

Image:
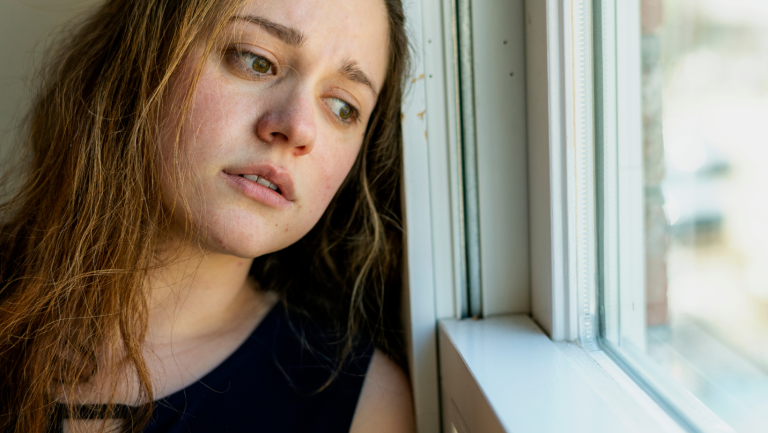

{"left": 0, "top": 0, "right": 415, "bottom": 431}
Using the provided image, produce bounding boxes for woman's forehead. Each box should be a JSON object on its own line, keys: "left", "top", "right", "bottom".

{"left": 238, "top": 0, "right": 387, "bottom": 32}
{"left": 234, "top": 0, "right": 390, "bottom": 87}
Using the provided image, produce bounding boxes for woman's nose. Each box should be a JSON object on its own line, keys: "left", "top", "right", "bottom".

{"left": 255, "top": 87, "right": 317, "bottom": 156}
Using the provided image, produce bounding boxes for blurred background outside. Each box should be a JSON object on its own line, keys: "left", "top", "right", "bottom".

{"left": 642, "top": 0, "right": 768, "bottom": 430}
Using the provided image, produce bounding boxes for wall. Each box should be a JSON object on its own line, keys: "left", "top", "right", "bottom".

{"left": 0, "top": 0, "right": 103, "bottom": 164}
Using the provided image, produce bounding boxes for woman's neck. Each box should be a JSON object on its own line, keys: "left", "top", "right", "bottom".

{"left": 146, "top": 236, "right": 262, "bottom": 344}
{"left": 54, "top": 236, "right": 274, "bottom": 406}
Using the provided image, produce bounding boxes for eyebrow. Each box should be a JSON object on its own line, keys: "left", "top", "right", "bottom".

{"left": 231, "top": 15, "right": 378, "bottom": 100}
{"left": 231, "top": 15, "right": 307, "bottom": 47}
{"left": 340, "top": 60, "right": 379, "bottom": 100}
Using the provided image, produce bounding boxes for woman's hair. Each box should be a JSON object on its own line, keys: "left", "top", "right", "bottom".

{"left": 0, "top": 0, "right": 409, "bottom": 431}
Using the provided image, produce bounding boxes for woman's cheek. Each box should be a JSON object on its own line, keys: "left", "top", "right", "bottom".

{"left": 302, "top": 163, "right": 350, "bottom": 224}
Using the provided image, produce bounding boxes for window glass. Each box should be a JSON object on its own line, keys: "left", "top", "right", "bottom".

{"left": 618, "top": 0, "right": 768, "bottom": 431}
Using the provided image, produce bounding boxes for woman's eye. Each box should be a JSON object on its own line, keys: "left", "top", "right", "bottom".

{"left": 326, "top": 98, "right": 357, "bottom": 122}
{"left": 237, "top": 51, "right": 274, "bottom": 74}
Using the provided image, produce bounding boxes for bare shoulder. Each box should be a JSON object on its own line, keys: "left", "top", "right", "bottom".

{"left": 349, "top": 348, "right": 416, "bottom": 433}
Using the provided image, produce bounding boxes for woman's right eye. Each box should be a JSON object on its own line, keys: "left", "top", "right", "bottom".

{"left": 233, "top": 50, "right": 275, "bottom": 75}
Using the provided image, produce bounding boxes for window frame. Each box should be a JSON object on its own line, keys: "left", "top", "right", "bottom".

{"left": 400, "top": 0, "right": 530, "bottom": 430}
{"left": 401, "top": 0, "right": 739, "bottom": 432}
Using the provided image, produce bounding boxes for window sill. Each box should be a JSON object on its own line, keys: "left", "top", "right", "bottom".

{"left": 438, "top": 315, "right": 687, "bottom": 433}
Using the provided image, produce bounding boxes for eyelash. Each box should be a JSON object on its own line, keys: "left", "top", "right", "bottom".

{"left": 224, "top": 47, "right": 361, "bottom": 126}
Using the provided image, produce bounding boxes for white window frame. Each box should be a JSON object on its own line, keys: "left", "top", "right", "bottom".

{"left": 401, "top": 0, "right": 735, "bottom": 432}
{"left": 401, "top": 0, "right": 529, "bottom": 430}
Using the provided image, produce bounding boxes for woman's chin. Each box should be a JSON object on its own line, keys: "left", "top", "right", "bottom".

{"left": 199, "top": 227, "right": 305, "bottom": 259}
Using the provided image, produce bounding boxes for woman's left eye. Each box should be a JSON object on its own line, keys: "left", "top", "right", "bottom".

{"left": 326, "top": 98, "right": 358, "bottom": 123}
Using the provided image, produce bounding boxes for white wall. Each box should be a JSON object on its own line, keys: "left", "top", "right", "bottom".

{"left": 0, "top": 0, "right": 103, "bottom": 161}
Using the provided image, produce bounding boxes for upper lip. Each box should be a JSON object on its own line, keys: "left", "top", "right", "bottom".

{"left": 225, "top": 163, "right": 296, "bottom": 201}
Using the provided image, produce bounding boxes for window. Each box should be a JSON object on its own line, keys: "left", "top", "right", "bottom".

{"left": 595, "top": 1, "right": 768, "bottom": 432}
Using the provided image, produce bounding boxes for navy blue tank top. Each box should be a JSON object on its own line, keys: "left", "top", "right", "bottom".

{"left": 53, "top": 304, "right": 375, "bottom": 433}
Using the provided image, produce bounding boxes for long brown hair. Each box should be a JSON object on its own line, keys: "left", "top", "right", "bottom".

{"left": 0, "top": 0, "right": 409, "bottom": 431}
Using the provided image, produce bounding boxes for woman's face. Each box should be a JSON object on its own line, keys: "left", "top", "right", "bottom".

{"left": 160, "top": 0, "right": 390, "bottom": 257}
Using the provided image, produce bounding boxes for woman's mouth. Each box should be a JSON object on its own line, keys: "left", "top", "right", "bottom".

{"left": 239, "top": 174, "right": 281, "bottom": 195}
{"left": 220, "top": 169, "right": 294, "bottom": 209}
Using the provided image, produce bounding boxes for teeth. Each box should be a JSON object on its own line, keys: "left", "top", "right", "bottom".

{"left": 257, "top": 177, "right": 279, "bottom": 191}
{"left": 242, "top": 174, "right": 278, "bottom": 191}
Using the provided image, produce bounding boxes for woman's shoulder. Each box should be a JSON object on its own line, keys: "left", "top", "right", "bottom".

{"left": 349, "top": 348, "right": 416, "bottom": 433}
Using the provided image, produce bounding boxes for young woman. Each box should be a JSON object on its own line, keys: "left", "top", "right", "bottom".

{"left": 0, "top": 0, "right": 415, "bottom": 432}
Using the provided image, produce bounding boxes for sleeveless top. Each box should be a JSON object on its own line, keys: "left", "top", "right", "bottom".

{"left": 51, "top": 304, "right": 375, "bottom": 433}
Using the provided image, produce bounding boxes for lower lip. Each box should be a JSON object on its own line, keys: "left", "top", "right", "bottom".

{"left": 221, "top": 171, "right": 292, "bottom": 209}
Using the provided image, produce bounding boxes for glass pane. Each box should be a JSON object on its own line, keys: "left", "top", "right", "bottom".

{"left": 641, "top": 0, "right": 768, "bottom": 430}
